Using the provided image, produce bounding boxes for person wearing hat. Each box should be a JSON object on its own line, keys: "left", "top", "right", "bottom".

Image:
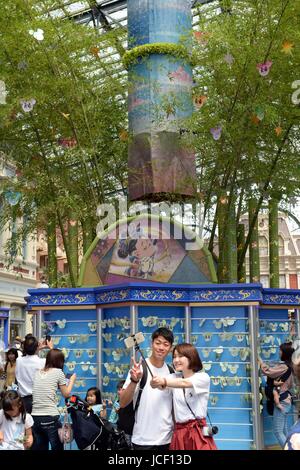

{"left": 12, "top": 337, "right": 23, "bottom": 358}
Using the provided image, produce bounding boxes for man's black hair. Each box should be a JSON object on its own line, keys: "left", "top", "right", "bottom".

{"left": 151, "top": 327, "right": 174, "bottom": 345}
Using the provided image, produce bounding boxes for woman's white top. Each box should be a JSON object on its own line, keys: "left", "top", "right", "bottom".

{"left": 171, "top": 371, "right": 210, "bottom": 423}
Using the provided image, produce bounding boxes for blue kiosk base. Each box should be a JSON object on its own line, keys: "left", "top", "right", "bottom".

{"left": 26, "top": 283, "right": 300, "bottom": 450}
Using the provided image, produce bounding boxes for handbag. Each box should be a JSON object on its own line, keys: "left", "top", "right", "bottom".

{"left": 58, "top": 412, "right": 74, "bottom": 444}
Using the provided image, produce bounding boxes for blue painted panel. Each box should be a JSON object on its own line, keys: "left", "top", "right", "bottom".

{"left": 41, "top": 308, "right": 97, "bottom": 406}
{"left": 101, "top": 307, "right": 131, "bottom": 406}
{"left": 191, "top": 305, "right": 253, "bottom": 450}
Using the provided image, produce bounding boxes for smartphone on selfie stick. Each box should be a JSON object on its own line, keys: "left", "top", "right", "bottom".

{"left": 124, "top": 332, "right": 153, "bottom": 378}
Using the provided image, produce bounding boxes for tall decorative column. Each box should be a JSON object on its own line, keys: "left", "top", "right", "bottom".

{"left": 126, "top": 0, "right": 196, "bottom": 202}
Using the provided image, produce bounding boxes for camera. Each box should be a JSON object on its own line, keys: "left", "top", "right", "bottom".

{"left": 45, "top": 335, "right": 51, "bottom": 343}
{"left": 202, "top": 425, "right": 218, "bottom": 437}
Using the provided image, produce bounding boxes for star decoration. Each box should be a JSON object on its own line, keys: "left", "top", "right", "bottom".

{"left": 251, "top": 114, "right": 260, "bottom": 125}
{"left": 90, "top": 47, "right": 100, "bottom": 57}
{"left": 119, "top": 129, "right": 128, "bottom": 141}
{"left": 281, "top": 41, "right": 294, "bottom": 55}
{"left": 224, "top": 53, "right": 234, "bottom": 65}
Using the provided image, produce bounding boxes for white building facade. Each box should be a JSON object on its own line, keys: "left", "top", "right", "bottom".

{"left": 0, "top": 157, "right": 38, "bottom": 342}
{"left": 240, "top": 211, "right": 300, "bottom": 289}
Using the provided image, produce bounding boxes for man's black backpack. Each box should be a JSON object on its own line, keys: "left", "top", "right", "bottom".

{"left": 118, "top": 361, "right": 174, "bottom": 436}
{"left": 264, "top": 366, "right": 292, "bottom": 416}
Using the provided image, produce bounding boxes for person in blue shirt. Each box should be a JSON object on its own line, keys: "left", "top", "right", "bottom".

{"left": 108, "top": 380, "right": 125, "bottom": 425}
{"left": 85, "top": 387, "right": 106, "bottom": 418}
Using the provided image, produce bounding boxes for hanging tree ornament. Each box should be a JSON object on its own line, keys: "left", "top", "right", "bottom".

{"left": 4, "top": 190, "right": 21, "bottom": 206}
{"left": 194, "top": 95, "right": 207, "bottom": 109}
{"left": 255, "top": 106, "right": 265, "bottom": 121}
{"left": 256, "top": 61, "right": 272, "bottom": 77}
{"left": 210, "top": 125, "right": 222, "bottom": 141}
{"left": 20, "top": 98, "right": 36, "bottom": 113}
{"left": 224, "top": 53, "right": 234, "bottom": 65}
{"left": 29, "top": 29, "right": 44, "bottom": 41}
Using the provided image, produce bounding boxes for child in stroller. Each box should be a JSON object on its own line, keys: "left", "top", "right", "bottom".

{"left": 65, "top": 395, "right": 130, "bottom": 450}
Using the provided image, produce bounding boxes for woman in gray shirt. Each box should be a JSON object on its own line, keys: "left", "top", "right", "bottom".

{"left": 31, "top": 349, "right": 76, "bottom": 450}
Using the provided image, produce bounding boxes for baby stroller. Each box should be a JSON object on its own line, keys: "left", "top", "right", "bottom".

{"left": 65, "top": 395, "right": 130, "bottom": 450}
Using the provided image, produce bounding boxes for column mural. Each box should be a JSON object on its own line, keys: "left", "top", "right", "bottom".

{"left": 126, "top": 0, "right": 196, "bottom": 201}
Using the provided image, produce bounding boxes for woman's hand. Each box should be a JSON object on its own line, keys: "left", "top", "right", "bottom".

{"left": 70, "top": 373, "right": 76, "bottom": 383}
{"left": 150, "top": 376, "right": 164, "bottom": 389}
{"left": 0, "top": 430, "right": 4, "bottom": 444}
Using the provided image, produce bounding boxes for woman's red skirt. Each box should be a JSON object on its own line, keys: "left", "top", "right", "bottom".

{"left": 169, "top": 418, "right": 218, "bottom": 451}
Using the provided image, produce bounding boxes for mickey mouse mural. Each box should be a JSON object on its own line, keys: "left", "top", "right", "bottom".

{"left": 79, "top": 214, "right": 217, "bottom": 286}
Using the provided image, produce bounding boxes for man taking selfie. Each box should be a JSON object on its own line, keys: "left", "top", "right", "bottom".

{"left": 120, "top": 327, "right": 174, "bottom": 451}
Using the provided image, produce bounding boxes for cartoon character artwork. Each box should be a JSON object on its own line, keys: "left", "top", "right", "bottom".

{"left": 117, "top": 237, "right": 158, "bottom": 279}
{"left": 108, "top": 221, "right": 186, "bottom": 283}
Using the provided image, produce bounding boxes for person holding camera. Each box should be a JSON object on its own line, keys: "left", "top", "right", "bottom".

{"left": 31, "top": 348, "right": 76, "bottom": 450}
{"left": 150, "top": 343, "right": 217, "bottom": 450}
{"left": 15, "top": 335, "right": 53, "bottom": 413}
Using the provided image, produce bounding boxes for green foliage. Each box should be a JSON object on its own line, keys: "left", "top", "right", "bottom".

{"left": 0, "top": 0, "right": 128, "bottom": 285}
{"left": 123, "top": 42, "right": 193, "bottom": 69}
{"left": 189, "top": 0, "right": 300, "bottom": 280}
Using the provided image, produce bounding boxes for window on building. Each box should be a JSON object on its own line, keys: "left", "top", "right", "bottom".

{"left": 64, "top": 263, "right": 69, "bottom": 274}
{"left": 259, "top": 236, "right": 268, "bottom": 256}
{"left": 9, "top": 305, "right": 25, "bottom": 344}
{"left": 260, "top": 275, "right": 269, "bottom": 288}
{"left": 40, "top": 255, "right": 48, "bottom": 269}
{"left": 279, "top": 275, "right": 286, "bottom": 288}
{"left": 278, "top": 236, "right": 284, "bottom": 256}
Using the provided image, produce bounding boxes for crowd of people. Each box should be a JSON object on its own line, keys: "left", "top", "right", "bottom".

{"left": 0, "top": 327, "right": 299, "bottom": 451}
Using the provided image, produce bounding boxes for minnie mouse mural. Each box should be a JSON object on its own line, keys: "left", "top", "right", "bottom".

{"left": 117, "top": 223, "right": 160, "bottom": 279}
{"left": 108, "top": 220, "right": 184, "bottom": 283}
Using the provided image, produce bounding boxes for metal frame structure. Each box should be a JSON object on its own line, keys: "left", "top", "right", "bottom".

{"left": 45, "top": 1, "right": 220, "bottom": 27}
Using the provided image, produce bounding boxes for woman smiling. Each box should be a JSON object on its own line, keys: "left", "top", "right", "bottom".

{"left": 150, "top": 343, "right": 217, "bottom": 450}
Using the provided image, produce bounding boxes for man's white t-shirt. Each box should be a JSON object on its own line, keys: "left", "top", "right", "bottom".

{"left": 124, "top": 358, "right": 173, "bottom": 446}
{"left": 171, "top": 371, "right": 210, "bottom": 423}
{"left": 15, "top": 355, "right": 46, "bottom": 397}
{"left": 0, "top": 409, "right": 33, "bottom": 449}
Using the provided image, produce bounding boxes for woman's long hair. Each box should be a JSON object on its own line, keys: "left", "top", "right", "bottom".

{"left": 5, "top": 348, "right": 18, "bottom": 372}
{"left": 280, "top": 342, "right": 295, "bottom": 365}
{"left": 44, "top": 349, "right": 65, "bottom": 371}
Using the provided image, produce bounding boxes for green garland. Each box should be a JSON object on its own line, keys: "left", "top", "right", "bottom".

{"left": 122, "top": 42, "right": 194, "bottom": 69}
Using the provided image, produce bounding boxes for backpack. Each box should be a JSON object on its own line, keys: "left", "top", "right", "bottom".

{"left": 118, "top": 361, "right": 174, "bottom": 436}
{"left": 264, "top": 366, "right": 292, "bottom": 416}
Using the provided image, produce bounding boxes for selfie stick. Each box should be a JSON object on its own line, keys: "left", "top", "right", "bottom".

{"left": 131, "top": 335, "right": 154, "bottom": 378}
